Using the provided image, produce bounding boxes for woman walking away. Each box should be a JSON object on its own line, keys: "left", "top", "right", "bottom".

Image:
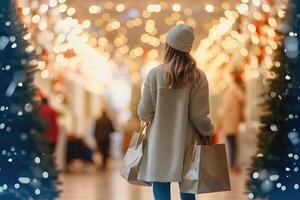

{"left": 137, "top": 24, "right": 214, "bottom": 200}
{"left": 217, "top": 70, "right": 245, "bottom": 174}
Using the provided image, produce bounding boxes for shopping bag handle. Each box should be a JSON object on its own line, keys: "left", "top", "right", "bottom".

{"left": 139, "top": 122, "right": 149, "bottom": 135}
{"left": 193, "top": 134, "right": 212, "bottom": 146}
{"left": 191, "top": 134, "right": 213, "bottom": 161}
{"left": 136, "top": 121, "right": 150, "bottom": 147}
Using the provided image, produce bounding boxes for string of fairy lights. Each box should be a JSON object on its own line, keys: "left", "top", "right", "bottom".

{"left": 17, "top": 0, "right": 289, "bottom": 95}
{"left": 18, "top": 0, "right": 115, "bottom": 96}
{"left": 15, "top": 0, "right": 225, "bottom": 93}
{"left": 194, "top": 0, "right": 287, "bottom": 93}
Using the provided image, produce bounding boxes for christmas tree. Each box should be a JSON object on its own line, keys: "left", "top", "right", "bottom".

{"left": 0, "top": 0, "right": 59, "bottom": 199}
{"left": 246, "top": 1, "right": 300, "bottom": 199}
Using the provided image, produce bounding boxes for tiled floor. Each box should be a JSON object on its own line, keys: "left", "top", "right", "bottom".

{"left": 59, "top": 160, "right": 248, "bottom": 200}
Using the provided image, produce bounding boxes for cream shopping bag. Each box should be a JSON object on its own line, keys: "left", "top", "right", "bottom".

{"left": 180, "top": 137, "right": 231, "bottom": 194}
{"left": 120, "top": 122, "right": 151, "bottom": 186}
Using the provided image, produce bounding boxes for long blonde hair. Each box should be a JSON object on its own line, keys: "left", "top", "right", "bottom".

{"left": 163, "top": 44, "right": 201, "bottom": 89}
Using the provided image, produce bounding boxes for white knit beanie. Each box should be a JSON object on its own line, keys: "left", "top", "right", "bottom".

{"left": 166, "top": 24, "right": 195, "bottom": 52}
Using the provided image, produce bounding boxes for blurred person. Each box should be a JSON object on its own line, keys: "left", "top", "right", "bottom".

{"left": 216, "top": 70, "right": 245, "bottom": 173}
{"left": 137, "top": 24, "right": 214, "bottom": 200}
{"left": 94, "top": 110, "right": 115, "bottom": 170}
{"left": 40, "top": 97, "right": 59, "bottom": 153}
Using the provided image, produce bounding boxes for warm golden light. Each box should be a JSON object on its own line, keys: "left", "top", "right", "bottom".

{"left": 252, "top": 0, "right": 260, "bottom": 7}
{"left": 251, "top": 35, "right": 260, "bottom": 44}
{"left": 147, "top": 4, "right": 162, "bottom": 13}
{"left": 268, "top": 18, "right": 277, "bottom": 27}
{"left": 278, "top": 10, "right": 286, "bottom": 18}
{"left": 39, "top": 4, "right": 49, "bottom": 13}
{"left": 23, "top": 32, "right": 32, "bottom": 40}
{"left": 67, "top": 7, "right": 76, "bottom": 16}
{"left": 142, "top": 10, "right": 151, "bottom": 18}
{"left": 19, "top": 0, "right": 283, "bottom": 95}
{"left": 262, "top": 4, "right": 271, "bottom": 13}
{"left": 236, "top": 4, "right": 249, "bottom": 15}
{"left": 147, "top": 49, "right": 159, "bottom": 60}
{"left": 22, "top": 7, "right": 30, "bottom": 15}
{"left": 82, "top": 20, "right": 91, "bottom": 28}
{"left": 133, "top": 18, "right": 143, "bottom": 26}
{"left": 116, "top": 4, "right": 126, "bottom": 12}
{"left": 253, "top": 12, "right": 262, "bottom": 20}
{"left": 89, "top": 5, "right": 101, "bottom": 14}
{"left": 41, "top": 69, "right": 50, "bottom": 79}
{"left": 248, "top": 24, "right": 256, "bottom": 33}
{"left": 32, "top": 15, "right": 40, "bottom": 24}
{"left": 172, "top": 4, "right": 182, "bottom": 12}
{"left": 205, "top": 4, "right": 214, "bottom": 13}
{"left": 49, "top": 0, "right": 58, "bottom": 8}
{"left": 98, "top": 37, "right": 108, "bottom": 47}
{"left": 39, "top": 21, "right": 47, "bottom": 30}
{"left": 59, "top": 4, "right": 67, "bottom": 12}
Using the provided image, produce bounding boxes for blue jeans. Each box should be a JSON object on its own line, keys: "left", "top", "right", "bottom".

{"left": 152, "top": 182, "right": 196, "bottom": 200}
{"left": 226, "top": 135, "right": 238, "bottom": 168}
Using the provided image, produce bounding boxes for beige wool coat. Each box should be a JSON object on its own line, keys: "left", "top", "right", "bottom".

{"left": 137, "top": 65, "right": 214, "bottom": 182}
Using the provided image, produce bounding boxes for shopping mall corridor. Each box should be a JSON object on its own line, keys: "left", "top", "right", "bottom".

{"left": 60, "top": 160, "right": 247, "bottom": 200}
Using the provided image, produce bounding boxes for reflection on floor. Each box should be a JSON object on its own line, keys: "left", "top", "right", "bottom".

{"left": 60, "top": 160, "right": 248, "bottom": 200}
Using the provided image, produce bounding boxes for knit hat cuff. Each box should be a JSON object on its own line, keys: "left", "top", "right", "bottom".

{"left": 166, "top": 35, "right": 193, "bottom": 52}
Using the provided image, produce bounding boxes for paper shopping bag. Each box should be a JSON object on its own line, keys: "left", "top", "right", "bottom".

{"left": 120, "top": 122, "right": 151, "bottom": 186}
{"left": 181, "top": 143, "right": 231, "bottom": 194}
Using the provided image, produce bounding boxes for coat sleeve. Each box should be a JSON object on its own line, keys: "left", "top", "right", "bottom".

{"left": 189, "top": 77, "right": 214, "bottom": 136}
{"left": 137, "top": 73, "right": 154, "bottom": 122}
